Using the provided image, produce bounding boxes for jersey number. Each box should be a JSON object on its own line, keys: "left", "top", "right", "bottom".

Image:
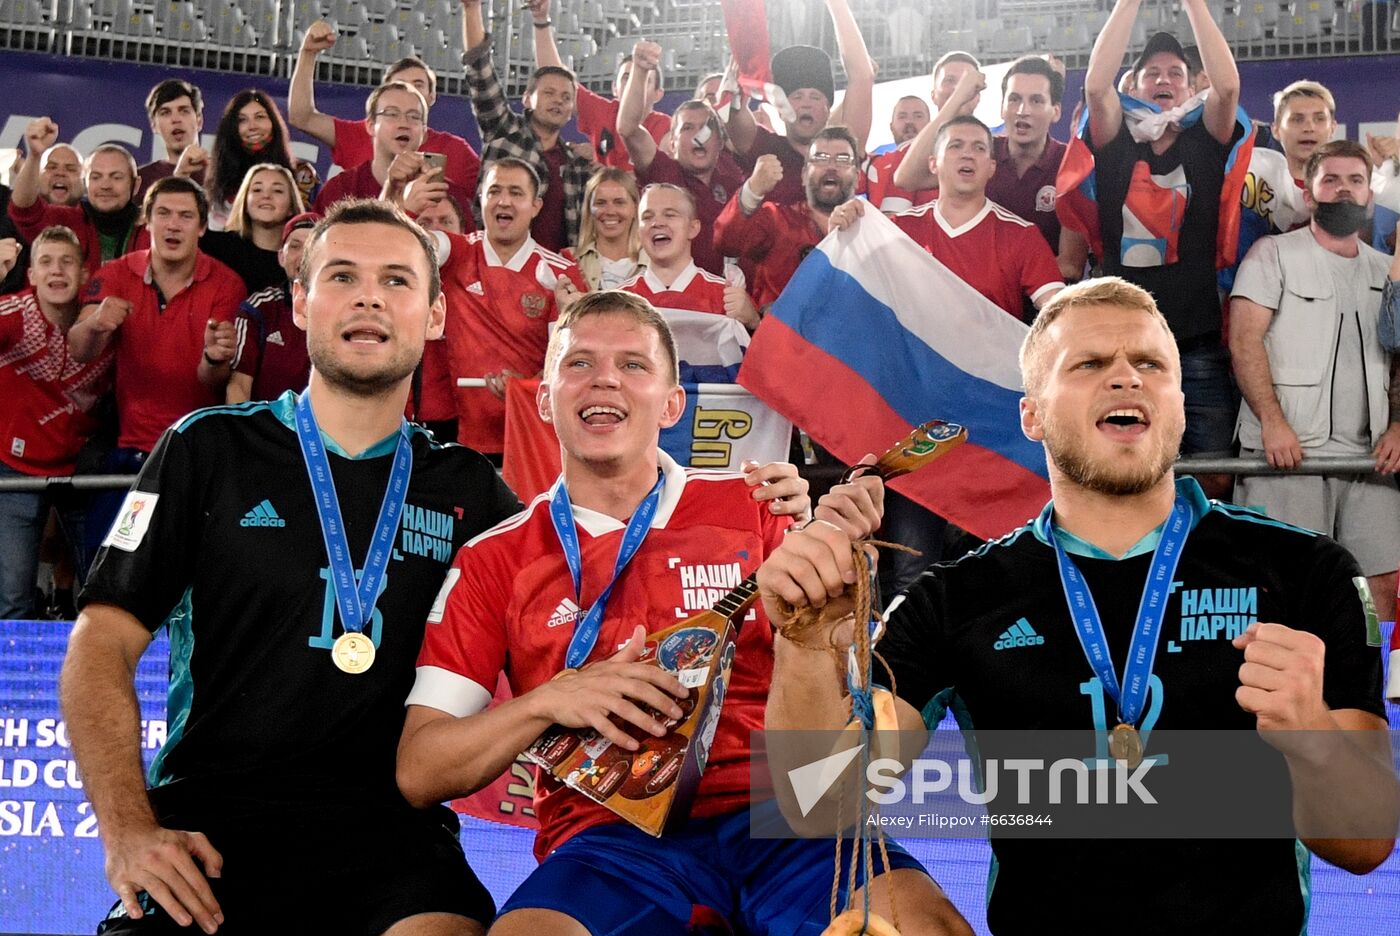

{"left": 309, "top": 566, "right": 386, "bottom": 649}
{"left": 1079, "top": 676, "right": 1168, "bottom": 765}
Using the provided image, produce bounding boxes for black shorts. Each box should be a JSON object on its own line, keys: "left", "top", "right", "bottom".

{"left": 96, "top": 805, "right": 494, "bottom": 936}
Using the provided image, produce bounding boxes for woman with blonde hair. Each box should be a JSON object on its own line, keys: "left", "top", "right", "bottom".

{"left": 565, "top": 167, "right": 644, "bottom": 290}
{"left": 202, "top": 163, "right": 305, "bottom": 293}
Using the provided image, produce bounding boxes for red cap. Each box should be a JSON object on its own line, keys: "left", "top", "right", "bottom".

{"left": 282, "top": 211, "right": 320, "bottom": 244}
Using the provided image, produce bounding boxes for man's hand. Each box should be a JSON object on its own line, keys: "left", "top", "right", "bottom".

{"left": 203, "top": 320, "right": 236, "bottom": 365}
{"left": 104, "top": 824, "right": 224, "bottom": 934}
{"left": 569, "top": 140, "right": 597, "bottom": 164}
{"left": 301, "top": 18, "right": 336, "bottom": 55}
{"left": 827, "top": 197, "right": 866, "bottom": 231}
{"left": 387, "top": 150, "right": 427, "bottom": 187}
{"left": 743, "top": 459, "right": 811, "bottom": 520}
{"left": 530, "top": 625, "right": 689, "bottom": 750}
{"left": 25, "top": 117, "right": 58, "bottom": 157}
{"left": 1233, "top": 622, "right": 1332, "bottom": 735}
{"left": 88, "top": 297, "right": 133, "bottom": 334}
{"left": 813, "top": 457, "right": 885, "bottom": 540}
{"left": 748, "top": 154, "right": 784, "bottom": 200}
{"left": 632, "top": 39, "right": 662, "bottom": 73}
{"left": 1261, "top": 417, "right": 1304, "bottom": 469}
{"left": 173, "top": 145, "right": 208, "bottom": 179}
{"left": 949, "top": 69, "right": 986, "bottom": 117}
{"left": 403, "top": 175, "right": 449, "bottom": 214}
{"left": 554, "top": 277, "right": 583, "bottom": 315}
{"left": 1374, "top": 424, "right": 1400, "bottom": 474}
{"left": 723, "top": 284, "right": 760, "bottom": 330}
{"left": 483, "top": 368, "right": 526, "bottom": 400}
{"left": 527, "top": 0, "right": 551, "bottom": 19}
{"left": 0, "top": 238, "right": 21, "bottom": 279}
{"left": 757, "top": 517, "right": 863, "bottom": 623}
{"left": 1365, "top": 131, "right": 1398, "bottom": 167}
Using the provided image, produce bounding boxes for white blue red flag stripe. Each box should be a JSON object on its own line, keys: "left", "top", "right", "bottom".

{"left": 738, "top": 208, "right": 1049, "bottom": 539}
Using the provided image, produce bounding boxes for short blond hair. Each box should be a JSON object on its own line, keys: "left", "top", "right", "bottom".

{"left": 1020, "top": 277, "right": 1174, "bottom": 394}
{"left": 1272, "top": 80, "right": 1336, "bottom": 125}
{"left": 544, "top": 290, "right": 680, "bottom": 385}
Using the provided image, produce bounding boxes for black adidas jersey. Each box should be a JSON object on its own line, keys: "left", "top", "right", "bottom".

{"left": 878, "top": 479, "right": 1386, "bottom": 935}
{"left": 80, "top": 392, "right": 520, "bottom": 826}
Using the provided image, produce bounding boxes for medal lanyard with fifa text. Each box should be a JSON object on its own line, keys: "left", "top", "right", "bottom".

{"left": 296, "top": 391, "right": 414, "bottom": 646}
{"left": 549, "top": 473, "right": 665, "bottom": 670}
{"left": 1050, "top": 496, "right": 1192, "bottom": 730}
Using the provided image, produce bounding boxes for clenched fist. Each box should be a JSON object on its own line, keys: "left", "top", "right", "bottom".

{"left": 301, "top": 19, "right": 336, "bottom": 54}
{"left": 748, "top": 154, "right": 784, "bottom": 200}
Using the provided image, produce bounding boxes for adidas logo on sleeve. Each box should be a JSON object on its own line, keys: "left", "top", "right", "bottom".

{"left": 240, "top": 499, "right": 287, "bottom": 528}
{"left": 994, "top": 618, "right": 1044, "bottom": 650}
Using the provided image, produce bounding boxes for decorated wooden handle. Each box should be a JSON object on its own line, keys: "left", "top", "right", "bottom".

{"left": 840, "top": 420, "right": 967, "bottom": 485}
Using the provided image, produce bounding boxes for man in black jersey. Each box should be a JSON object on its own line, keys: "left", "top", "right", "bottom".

{"left": 758, "top": 276, "right": 1399, "bottom": 934}
{"left": 61, "top": 200, "right": 519, "bottom": 935}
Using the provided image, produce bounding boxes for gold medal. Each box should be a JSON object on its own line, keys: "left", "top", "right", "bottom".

{"left": 1108, "top": 723, "right": 1143, "bottom": 769}
{"left": 332, "top": 632, "right": 376, "bottom": 675}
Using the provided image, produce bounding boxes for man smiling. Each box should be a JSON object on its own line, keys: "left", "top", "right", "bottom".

{"left": 63, "top": 200, "right": 517, "bottom": 935}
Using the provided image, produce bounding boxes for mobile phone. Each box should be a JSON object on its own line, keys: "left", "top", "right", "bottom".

{"left": 420, "top": 152, "right": 447, "bottom": 180}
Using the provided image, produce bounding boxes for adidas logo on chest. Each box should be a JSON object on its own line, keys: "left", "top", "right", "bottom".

{"left": 994, "top": 617, "right": 1044, "bottom": 651}
{"left": 240, "top": 499, "right": 286, "bottom": 528}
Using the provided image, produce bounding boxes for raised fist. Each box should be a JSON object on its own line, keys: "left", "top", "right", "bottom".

{"left": 632, "top": 40, "right": 662, "bottom": 73}
{"left": 0, "top": 238, "right": 21, "bottom": 279}
{"left": 203, "top": 319, "right": 236, "bottom": 364}
{"left": 301, "top": 19, "right": 336, "bottom": 54}
{"left": 90, "top": 297, "right": 133, "bottom": 334}
{"left": 25, "top": 117, "right": 58, "bottom": 157}
{"left": 749, "top": 154, "right": 784, "bottom": 199}
{"left": 174, "top": 145, "right": 208, "bottom": 178}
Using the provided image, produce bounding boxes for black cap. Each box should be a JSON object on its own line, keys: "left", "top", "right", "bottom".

{"left": 1131, "top": 32, "right": 1189, "bottom": 75}
{"left": 771, "top": 45, "right": 834, "bottom": 106}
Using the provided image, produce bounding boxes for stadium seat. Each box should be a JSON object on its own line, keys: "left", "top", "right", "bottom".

{"left": 1, "top": 0, "right": 47, "bottom": 23}
{"left": 289, "top": 1, "right": 323, "bottom": 32}
{"left": 1246, "top": 0, "right": 1281, "bottom": 27}
{"left": 213, "top": 15, "right": 257, "bottom": 48}
{"left": 1024, "top": 13, "right": 1055, "bottom": 43}
{"left": 327, "top": 0, "right": 369, "bottom": 32}
{"left": 887, "top": 5, "right": 926, "bottom": 59}
{"left": 168, "top": 13, "right": 208, "bottom": 44}
{"left": 70, "top": 2, "right": 94, "bottom": 30}
{"left": 990, "top": 24, "right": 1033, "bottom": 57}
{"left": 361, "top": 21, "right": 400, "bottom": 59}
{"left": 1274, "top": 11, "right": 1325, "bottom": 41}
{"left": 112, "top": 10, "right": 157, "bottom": 37}
{"left": 1332, "top": 6, "right": 1362, "bottom": 40}
{"left": 1054, "top": 22, "right": 1094, "bottom": 55}
{"left": 1223, "top": 13, "right": 1266, "bottom": 43}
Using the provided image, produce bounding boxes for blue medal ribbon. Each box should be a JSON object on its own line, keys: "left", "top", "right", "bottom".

{"left": 1050, "top": 496, "right": 1192, "bottom": 727}
{"left": 295, "top": 391, "right": 413, "bottom": 638}
{"left": 549, "top": 472, "right": 665, "bottom": 670}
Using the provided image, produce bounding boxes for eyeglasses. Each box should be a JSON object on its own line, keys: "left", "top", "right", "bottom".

{"left": 374, "top": 108, "right": 426, "bottom": 125}
{"left": 808, "top": 153, "right": 855, "bottom": 166}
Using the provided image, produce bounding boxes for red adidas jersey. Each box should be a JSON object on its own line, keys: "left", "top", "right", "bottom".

{"left": 893, "top": 200, "right": 1064, "bottom": 320}
{"left": 0, "top": 289, "right": 114, "bottom": 476}
{"left": 435, "top": 231, "right": 587, "bottom": 453}
{"left": 618, "top": 263, "right": 729, "bottom": 316}
{"left": 865, "top": 143, "right": 937, "bottom": 214}
{"left": 409, "top": 452, "right": 791, "bottom": 858}
{"left": 83, "top": 250, "right": 245, "bottom": 451}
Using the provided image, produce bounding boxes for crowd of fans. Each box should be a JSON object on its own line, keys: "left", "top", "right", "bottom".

{"left": 1, "top": 0, "right": 1399, "bottom": 622}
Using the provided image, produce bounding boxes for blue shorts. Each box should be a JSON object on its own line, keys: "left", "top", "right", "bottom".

{"left": 500, "top": 803, "right": 926, "bottom": 936}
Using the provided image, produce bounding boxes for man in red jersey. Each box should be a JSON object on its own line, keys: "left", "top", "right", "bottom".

{"left": 527, "top": 0, "right": 668, "bottom": 173}
{"left": 432, "top": 158, "right": 587, "bottom": 457}
{"left": 715, "top": 126, "right": 862, "bottom": 311}
{"left": 867, "top": 50, "right": 980, "bottom": 215}
{"left": 397, "top": 290, "right": 973, "bottom": 936}
{"left": 68, "top": 176, "right": 245, "bottom": 570}
{"left": 832, "top": 117, "right": 1063, "bottom": 322}
{"left": 0, "top": 228, "right": 113, "bottom": 617}
{"left": 290, "top": 20, "right": 481, "bottom": 198}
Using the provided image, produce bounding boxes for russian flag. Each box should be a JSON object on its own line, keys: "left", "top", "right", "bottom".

{"left": 737, "top": 208, "right": 1050, "bottom": 541}
{"left": 1056, "top": 93, "right": 1255, "bottom": 272}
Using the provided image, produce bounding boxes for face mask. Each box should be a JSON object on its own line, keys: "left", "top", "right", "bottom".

{"left": 1313, "top": 199, "right": 1368, "bottom": 236}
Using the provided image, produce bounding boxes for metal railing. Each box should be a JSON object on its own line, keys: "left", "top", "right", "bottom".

{"left": 0, "top": 455, "right": 1387, "bottom": 494}
{"left": 2, "top": 1, "right": 1396, "bottom": 97}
